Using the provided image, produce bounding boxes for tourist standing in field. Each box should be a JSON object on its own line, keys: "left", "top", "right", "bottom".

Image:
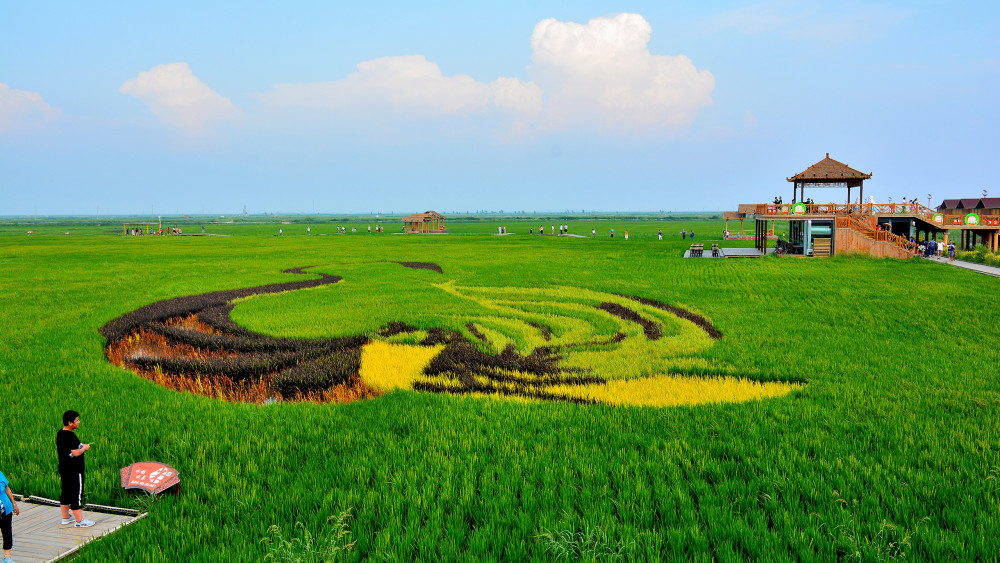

{"left": 57, "top": 411, "right": 94, "bottom": 528}
{"left": 681, "top": 229, "right": 687, "bottom": 239}
{"left": 1, "top": 467, "right": 19, "bottom": 563}
{"left": 624, "top": 229, "right": 629, "bottom": 241}
{"left": 591, "top": 228, "right": 595, "bottom": 237}
{"left": 658, "top": 229, "right": 662, "bottom": 240}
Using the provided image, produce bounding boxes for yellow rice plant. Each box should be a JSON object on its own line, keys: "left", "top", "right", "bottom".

{"left": 360, "top": 340, "right": 443, "bottom": 391}
{"left": 546, "top": 375, "right": 802, "bottom": 407}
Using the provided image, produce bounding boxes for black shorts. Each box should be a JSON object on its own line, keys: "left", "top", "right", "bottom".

{"left": 60, "top": 472, "right": 85, "bottom": 510}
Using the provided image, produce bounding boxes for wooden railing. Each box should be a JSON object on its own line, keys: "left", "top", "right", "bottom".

{"left": 758, "top": 202, "right": 942, "bottom": 217}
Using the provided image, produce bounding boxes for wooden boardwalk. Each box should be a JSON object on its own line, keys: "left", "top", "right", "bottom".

{"left": 8, "top": 496, "right": 143, "bottom": 563}
{"left": 683, "top": 247, "right": 773, "bottom": 258}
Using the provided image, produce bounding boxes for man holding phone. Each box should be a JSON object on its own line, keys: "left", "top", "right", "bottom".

{"left": 57, "top": 410, "right": 94, "bottom": 528}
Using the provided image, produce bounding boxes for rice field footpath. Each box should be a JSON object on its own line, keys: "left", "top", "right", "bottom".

{"left": 0, "top": 219, "right": 998, "bottom": 561}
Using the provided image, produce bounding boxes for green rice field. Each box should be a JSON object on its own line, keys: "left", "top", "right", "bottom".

{"left": 1, "top": 218, "right": 998, "bottom": 561}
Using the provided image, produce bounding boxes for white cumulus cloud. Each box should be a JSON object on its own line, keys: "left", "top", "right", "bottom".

{"left": 120, "top": 63, "right": 240, "bottom": 134}
{"left": 261, "top": 55, "right": 542, "bottom": 117}
{"left": 528, "top": 13, "right": 715, "bottom": 133}
{"left": 0, "top": 83, "right": 61, "bottom": 132}
{"left": 254, "top": 13, "right": 713, "bottom": 137}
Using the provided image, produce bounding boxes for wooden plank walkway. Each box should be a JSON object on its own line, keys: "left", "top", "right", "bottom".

{"left": 8, "top": 496, "right": 143, "bottom": 563}
{"left": 684, "top": 247, "right": 773, "bottom": 258}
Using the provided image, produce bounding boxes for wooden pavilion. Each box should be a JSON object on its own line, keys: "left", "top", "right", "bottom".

{"left": 788, "top": 153, "right": 872, "bottom": 205}
{"left": 401, "top": 211, "right": 447, "bottom": 234}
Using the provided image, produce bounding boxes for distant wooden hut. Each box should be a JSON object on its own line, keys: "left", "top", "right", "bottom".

{"left": 401, "top": 211, "right": 447, "bottom": 234}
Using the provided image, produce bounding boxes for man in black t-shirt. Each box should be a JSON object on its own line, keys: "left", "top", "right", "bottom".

{"left": 57, "top": 410, "right": 94, "bottom": 528}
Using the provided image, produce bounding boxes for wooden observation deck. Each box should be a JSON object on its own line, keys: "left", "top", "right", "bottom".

{"left": 729, "top": 154, "right": 1000, "bottom": 258}
{"left": 739, "top": 201, "right": 1000, "bottom": 257}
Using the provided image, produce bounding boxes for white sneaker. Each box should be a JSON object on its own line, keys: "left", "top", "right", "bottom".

{"left": 74, "top": 519, "right": 96, "bottom": 528}
{"left": 60, "top": 516, "right": 75, "bottom": 525}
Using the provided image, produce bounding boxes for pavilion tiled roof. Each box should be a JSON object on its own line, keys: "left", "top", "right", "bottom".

{"left": 958, "top": 198, "right": 983, "bottom": 209}
{"left": 938, "top": 199, "right": 961, "bottom": 210}
{"left": 979, "top": 198, "right": 1000, "bottom": 209}
{"left": 787, "top": 153, "right": 872, "bottom": 182}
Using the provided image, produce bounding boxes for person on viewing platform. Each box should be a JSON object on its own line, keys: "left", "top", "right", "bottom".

{"left": 57, "top": 410, "right": 94, "bottom": 528}
{"left": 1, "top": 467, "right": 19, "bottom": 563}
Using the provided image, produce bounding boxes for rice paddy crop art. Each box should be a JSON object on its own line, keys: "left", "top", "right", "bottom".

{"left": 102, "top": 263, "right": 801, "bottom": 406}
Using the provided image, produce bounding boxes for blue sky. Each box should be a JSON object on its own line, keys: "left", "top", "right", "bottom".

{"left": 2, "top": 1, "right": 997, "bottom": 215}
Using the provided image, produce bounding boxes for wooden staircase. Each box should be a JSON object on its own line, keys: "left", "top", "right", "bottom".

{"left": 835, "top": 212, "right": 917, "bottom": 258}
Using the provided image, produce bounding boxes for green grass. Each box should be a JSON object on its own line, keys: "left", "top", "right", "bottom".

{"left": 0, "top": 221, "right": 998, "bottom": 561}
